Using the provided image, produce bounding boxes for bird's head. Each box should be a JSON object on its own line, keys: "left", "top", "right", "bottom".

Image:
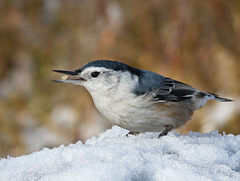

{"left": 53, "top": 60, "right": 140, "bottom": 96}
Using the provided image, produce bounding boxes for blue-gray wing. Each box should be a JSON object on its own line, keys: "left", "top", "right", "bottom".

{"left": 134, "top": 70, "right": 197, "bottom": 102}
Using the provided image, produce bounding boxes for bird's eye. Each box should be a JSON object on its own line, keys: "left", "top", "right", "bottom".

{"left": 91, "top": 71, "right": 100, "bottom": 78}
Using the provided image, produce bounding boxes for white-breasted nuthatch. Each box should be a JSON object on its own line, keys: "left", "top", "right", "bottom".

{"left": 53, "top": 60, "right": 232, "bottom": 137}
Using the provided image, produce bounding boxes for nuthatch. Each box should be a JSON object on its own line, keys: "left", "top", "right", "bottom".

{"left": 53, "top": 60, "right": 232, "bottom": 137}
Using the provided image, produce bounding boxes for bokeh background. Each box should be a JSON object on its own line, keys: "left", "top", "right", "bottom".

{"left": 0, "top": 0, "right": 240, "bottom": 158}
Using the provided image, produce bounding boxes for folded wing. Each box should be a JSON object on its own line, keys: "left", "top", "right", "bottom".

{"left": 134, "top": 70, "right": 197, "bottom": 103}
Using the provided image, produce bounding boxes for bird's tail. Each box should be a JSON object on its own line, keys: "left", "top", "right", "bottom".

{"left": 208, "top": 92, "right": 233, "bottom": 102}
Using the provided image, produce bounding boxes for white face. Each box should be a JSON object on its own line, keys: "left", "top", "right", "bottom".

{"left": 76, "top": 67, "right": 120, "bottom": 95}
{"left": 57, "top": 66, "right": 139, "bottom": 100}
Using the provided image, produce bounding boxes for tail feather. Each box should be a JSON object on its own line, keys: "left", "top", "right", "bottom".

{"left": 209, "top": 93, "right": 233, "bottom": 102}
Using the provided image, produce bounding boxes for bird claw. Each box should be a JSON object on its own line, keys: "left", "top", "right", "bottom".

{"left": 126, "top": 131, "right": 140, "bottom": 137}
{"left": 158, "top": 125, "right": 174, "bottom": 138}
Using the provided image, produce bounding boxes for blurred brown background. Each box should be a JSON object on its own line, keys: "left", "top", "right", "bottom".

{"left": 0, "top": 0, "right": 239, "bottom": 158}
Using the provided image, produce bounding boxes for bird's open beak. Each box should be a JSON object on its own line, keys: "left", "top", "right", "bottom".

{"left": 52, "top": 69, "right": 86, "bottom": 83}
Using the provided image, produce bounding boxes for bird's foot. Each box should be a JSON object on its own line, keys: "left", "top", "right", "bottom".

{"left": 158, "top": 125, "right": 174, "bottom": 138}
{"left": 126, "top": 131, "right": 140, "bottom": 137}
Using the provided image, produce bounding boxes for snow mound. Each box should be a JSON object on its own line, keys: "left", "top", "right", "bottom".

{"left": 0, "top": 126, "right": 240, "bottom": 181}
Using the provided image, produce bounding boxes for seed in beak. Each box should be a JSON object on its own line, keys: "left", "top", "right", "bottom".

{"left": 61, "top": 75, "right": 69, "bottom": 80}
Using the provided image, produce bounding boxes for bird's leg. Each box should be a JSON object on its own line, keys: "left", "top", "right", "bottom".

{"left": 158, "top": 125, "right": 174, "bottom": 138}
{"left": 126, "top": 131, "right": 140, "bottom": 137}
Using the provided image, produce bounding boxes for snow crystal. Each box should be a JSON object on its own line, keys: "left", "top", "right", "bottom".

{"left": 0, "top": 126, "right": 240, "bottom": 181}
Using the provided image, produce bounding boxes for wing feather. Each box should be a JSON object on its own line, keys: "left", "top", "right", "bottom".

{"left": 134, "top": 70, "right": 197, "bottom": 103}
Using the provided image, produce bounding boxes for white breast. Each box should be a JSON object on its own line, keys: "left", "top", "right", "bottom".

{"left": 86, "top": 72, "right": 193, "bottom": 132}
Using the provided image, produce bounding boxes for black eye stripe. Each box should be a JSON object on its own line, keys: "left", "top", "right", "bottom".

{"left": 91, "top": 71, "right": 100, "bottom": 78}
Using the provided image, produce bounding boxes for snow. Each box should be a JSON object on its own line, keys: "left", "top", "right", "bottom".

{"left": 0, "top": 126, "right": 240, "bottom": 181}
